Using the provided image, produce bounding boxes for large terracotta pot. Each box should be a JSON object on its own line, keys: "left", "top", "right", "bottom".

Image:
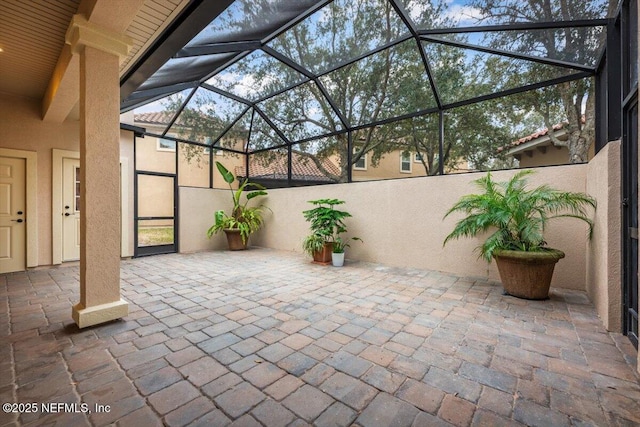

{"left": 493, "top": 249, "right": 565, "bottom": 300}
{"left": 223, "top": 229, "right": 247, "bottom": 251}
{"left": 312, "top": 242, "right": 334, "bottom": 264}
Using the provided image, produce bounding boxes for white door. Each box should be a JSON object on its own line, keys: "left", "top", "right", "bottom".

{"left": 0, "top": 156, "right": 26, "bottom": 273}
{"left": 62, "top": 158, "right": 80, "bottom": 261}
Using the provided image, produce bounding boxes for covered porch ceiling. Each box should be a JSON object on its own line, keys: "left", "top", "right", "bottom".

{"left": 0, "top": 0, "right": 194, "bottom": 120}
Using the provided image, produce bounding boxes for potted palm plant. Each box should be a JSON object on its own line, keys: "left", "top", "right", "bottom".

{"left": 443, "top": 170, "right": 596, "bottom": 299}
{"left": 207, "top": 161, "right": 268, "bottom": 250}
{"left": 302, "top": 199, "right": 353, "bottom": 264}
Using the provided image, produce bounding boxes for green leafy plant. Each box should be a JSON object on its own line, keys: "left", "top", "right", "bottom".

{"left": 207, "top": 161, "right": 269, "bottom": 244}
{"left": 302, "top": 234, "right": 326, "bottom": 256}
{"left": 443, "top": 170, "right": 596, "bottom": 262}
{"left": 302, "top": 199, "right": 360, "bottom": 256}
{"left": 332, "top": 236, "right": 363, "bottom": 254}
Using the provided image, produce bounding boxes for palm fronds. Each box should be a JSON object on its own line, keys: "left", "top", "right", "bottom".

{"left": 444, "top": 171, "right": 596, "bottom": 262}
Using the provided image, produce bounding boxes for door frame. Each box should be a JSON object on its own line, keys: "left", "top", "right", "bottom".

{"left": 622, "top": 88, "right": 639, "bottom": 348}
{"left": 52, "top": 149, "right": 131, "bottom": 264}
{"left": 134, "top": 170, "right": 178, "bottom": 257}
{"left": 622, "top": 93, "right": 639, "bottom": 348}
{"left": 0, "top": 148, "right": 37, "bottom": 268}
{"left": 619, "top": 0, "right": 639, "bottom": 348}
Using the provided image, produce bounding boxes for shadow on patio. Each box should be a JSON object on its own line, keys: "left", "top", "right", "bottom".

{"left": 1, "top": 248, "right": 639, "bottom": 426}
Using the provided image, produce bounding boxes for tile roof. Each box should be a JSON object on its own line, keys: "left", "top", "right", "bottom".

{"left": 134, "top": 112, "right": 173, "bottom": 125}
{"left": 236, "top": 152, "right": 341, "bottom": 182}
{"left": 498, "top": 121, "right": 568, "bottom": 153}
{"left": 500, "top": 115, "right": 588, "bottom": 153}
{"left": 511, "top": 122, "right": 567, "bottom": 146}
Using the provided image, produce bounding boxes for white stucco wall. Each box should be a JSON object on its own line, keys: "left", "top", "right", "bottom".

{"left": 179, "top": 187, "right": 230, "bottom": 253}
{"left": 586, "top": 141, "right": 622, "bottom": 331}
{"left": 181, "top": 165, "right": 591, "bottom": 290}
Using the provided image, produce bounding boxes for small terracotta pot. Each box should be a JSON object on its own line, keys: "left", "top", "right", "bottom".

{"left": 312, "top": 242, "right": 334, "bottom": 264}
{"left": 223, "top": 229, "right": 247, "bottom": 251}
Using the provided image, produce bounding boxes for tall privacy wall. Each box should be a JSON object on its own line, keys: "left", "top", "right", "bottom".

{"left": 586, "top": 140, "right": 622, "bottom": 331}
{"left": 181, "top": 164, "right": 590, "bottom": 290}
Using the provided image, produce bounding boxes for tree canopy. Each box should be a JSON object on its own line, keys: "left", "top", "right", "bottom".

{"left": 136, "top": 0, "right": 613, "bottom": 184}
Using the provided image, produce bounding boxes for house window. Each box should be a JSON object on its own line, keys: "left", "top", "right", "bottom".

{"left": 400, "top": 152, "right": 412, "bottom": 173}
{"left": 354, "top": 152, "right": 367, "bottom": 170}
{"left": 203, "top": 137, "right": 217, "bottom": 154}
{"left": 414, "top": 153, "right": 423, "bottom": 163}
{"left": 157, "top": 138, "right": 176, "bottom": 152}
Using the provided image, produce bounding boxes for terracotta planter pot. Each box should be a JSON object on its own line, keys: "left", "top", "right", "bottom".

{"left": 312, "top": 242, "right": 333, "bottom": 264}
{"left": 493, "top": 249, "right": 565, "bottom": 300}
{"left": 223, "top": 229, "right": 247, "bottom": 251}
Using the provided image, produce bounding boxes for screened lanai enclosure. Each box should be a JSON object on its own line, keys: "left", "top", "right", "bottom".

{"left": 121, "top": 0, "right": 624, "bottom": 188}
{"left": 120, "top": 0, "right": 638, "bottom": 347}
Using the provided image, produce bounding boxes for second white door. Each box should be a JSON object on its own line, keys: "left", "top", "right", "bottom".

{"left": 62, "top": 158, "right": 80, "bottom": 261}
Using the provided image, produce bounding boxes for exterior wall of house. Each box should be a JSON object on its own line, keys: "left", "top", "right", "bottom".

{"left": 178, "top": 146, "right": 211, "bottom": 188}
{"left": 514, "top": 140, "right": 596, "bottom": 169}
{"left": 0, "top": 94, "right": 137, "bottom": 267}
{"left": 0, "top": 94, "right": 79, "bottom": 266}
{"left": 352, "top": 151, "right": 430, "bottom": 181}
{"left": 351, "top": 150, "right": 472, "bottom": 181}
{"left": 182, "top": 164, "right": 591, "bottom": 290}
{"left": 136, "top": 134, "right": 177, "bottom": 174}
{"left": 133, "top": 131, "right": 244, "bottom": 189}
{"left": 517, "top": 146, "right": 570, "bottom": 168}
{"left": 211, "top": 152, "right": 245, "bottom": 189}
{"left": 586, "top": 140, "right": 622, "bottom": 332}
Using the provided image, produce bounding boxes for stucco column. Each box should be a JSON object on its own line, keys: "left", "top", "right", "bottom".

{"left": 67, "top": 15, "right": 131, "bottom": 328}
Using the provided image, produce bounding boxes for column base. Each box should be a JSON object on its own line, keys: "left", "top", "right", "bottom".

{"left": 72, "top": 299, "right": 129, "bottom": 328}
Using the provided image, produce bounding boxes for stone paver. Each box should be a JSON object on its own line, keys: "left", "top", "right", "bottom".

{"left": 251, "top": 399, "right": 296, "bottom": 426}
{"left": 320, "top": 372, "right": 378, "bottom": 411}
{"left": 356, "top": 392, "right": 420, "bottom": 427}
{"left": 396, "top": 378, "right": 445, "bottom": 413}
{"left": 282, "top": 384, "right": 334, "bottom": 421}
{"left": 214, "top": 381, "right": 265, "bottom": 418}
{"left": 314, "top": 401, "right": 357, "bottom": 427}
{"left": 242, "top": 361, "right": 287, "bottom": 389}
{"left": 1, "top": 249, "right": 638, "bottom": 426}
{"left": 179, "top": 356, "right": 228, "bottom": 387}
{"left": 147, "top": 380, "right": 200, "bottom": 415}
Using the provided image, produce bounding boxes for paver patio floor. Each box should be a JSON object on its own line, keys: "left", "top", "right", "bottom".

{"left": 1, "top": 248, "right": 639, "bottom": 426}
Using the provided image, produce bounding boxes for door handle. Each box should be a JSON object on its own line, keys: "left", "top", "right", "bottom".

{"left": 11, "top": 219, "right": 23, "bottom": 223}
{"left": 64, "top": 213, "right": 71, "bottom": 216}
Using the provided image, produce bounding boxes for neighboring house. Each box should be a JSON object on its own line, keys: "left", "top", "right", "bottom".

{"left": 126, "top": 111, "right": 245, "bottom": 188}
{"left": 128, "top": 112, "right": 441, "bottom": 184}
{"left": 239, "top": 149, "right": 456, "bottom": 184}
{"left": 352, "top": 149, "right": 448, "bottom": 181}
{"left": 236, "top": 151, "right": 339, "bottom": 186}
{"left": 500, "top": 120, "right": 595, "bottom": 168}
